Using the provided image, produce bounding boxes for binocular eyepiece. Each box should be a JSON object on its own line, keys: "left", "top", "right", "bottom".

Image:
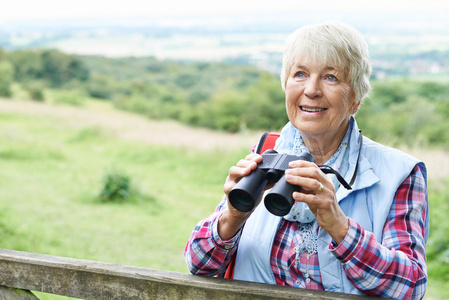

{"left": 228, "top": 150, "right": 315, "bottom": 216}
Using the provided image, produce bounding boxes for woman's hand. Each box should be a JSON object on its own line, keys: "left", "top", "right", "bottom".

{"left": 224, "top": 153, "right": 263, "bottom": 199}
{"left": 219, "top": 153, "right": 263, "bottom": 240}
{"left": 285, "top": 160, "right": 349, "bottom": 244}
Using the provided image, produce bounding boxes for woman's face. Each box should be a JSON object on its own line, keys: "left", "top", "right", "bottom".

{"left": 285, "top": 59, "right": 357, "bottom": 141}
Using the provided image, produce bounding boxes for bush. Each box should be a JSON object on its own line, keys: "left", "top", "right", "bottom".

{"left": 86, "top": 75, "right": 117, "bottom": 100}
{"left": 29, "top": 87, "right": 45, "bottom": 101}
{"left": 25, "top": 82, "right": 45, "bottom": 101}
{"left": 99, "top": 168, "right": 131, "bottom": 202}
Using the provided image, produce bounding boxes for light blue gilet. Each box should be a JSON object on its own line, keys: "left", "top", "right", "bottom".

{"left": 233, "top": 120, "right": 428, "bottom": 295}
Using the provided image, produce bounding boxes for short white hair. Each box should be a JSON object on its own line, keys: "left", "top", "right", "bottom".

{"left": 281, "top": 21, "right": 372, "bottom": 104}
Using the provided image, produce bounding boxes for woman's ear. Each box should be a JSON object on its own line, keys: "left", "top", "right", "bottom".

{"left": 351, "top": 101, "right": 361, "bottom": 114}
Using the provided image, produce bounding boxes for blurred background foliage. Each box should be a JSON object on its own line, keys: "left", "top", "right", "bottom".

{"left": 1, "top": 48, "right": 448, "bottom": 147}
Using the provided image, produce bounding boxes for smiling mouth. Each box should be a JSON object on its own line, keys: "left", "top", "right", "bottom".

{"left": 300, "top": 106, "right": 327, "bottom": 112}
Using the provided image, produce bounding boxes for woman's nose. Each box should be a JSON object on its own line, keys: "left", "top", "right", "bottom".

{"left": 304, "top": 77, "right": 322, "bottom": 99}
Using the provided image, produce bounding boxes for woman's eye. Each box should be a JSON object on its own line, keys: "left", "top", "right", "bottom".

{"left": 294, "top": 72, "right": 306, "bottom": 79}
{"left": 325, "top": 75, "right": 338, "bottom": 82}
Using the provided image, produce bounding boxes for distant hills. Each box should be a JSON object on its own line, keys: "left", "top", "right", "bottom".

{"left": 1, "top": 10, "right": 449, "bottom": 77}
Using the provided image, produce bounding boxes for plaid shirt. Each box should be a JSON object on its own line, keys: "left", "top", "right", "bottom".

{"left": 185, "top": 165, "right": 428, "bottom": 299}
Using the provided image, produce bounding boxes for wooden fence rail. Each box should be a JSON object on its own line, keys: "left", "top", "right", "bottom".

{"left": 0, "top": 248, "right": 373, "bottom": 299}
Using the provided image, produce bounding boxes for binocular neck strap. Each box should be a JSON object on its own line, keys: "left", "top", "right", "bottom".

{"left": 319, "top": 129, "right": 363, "bottom": 191}
{"left": 319, "top": 166, "right": 352, "bottom": 190}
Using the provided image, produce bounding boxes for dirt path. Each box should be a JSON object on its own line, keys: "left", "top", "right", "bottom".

{"left": 2, "top": 98, "right": 448, "bottom": 181}
{"left": 0, "top": 99, "right": 262, "bottom": 151}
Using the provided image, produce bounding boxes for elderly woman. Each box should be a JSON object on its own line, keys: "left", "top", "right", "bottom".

{"left": 185, "top": 22, "right": 428, "bottom": 299}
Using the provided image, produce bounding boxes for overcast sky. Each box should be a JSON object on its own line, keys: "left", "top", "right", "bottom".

{"left": 1, "top": 0, "right": 449, "bottom": 21}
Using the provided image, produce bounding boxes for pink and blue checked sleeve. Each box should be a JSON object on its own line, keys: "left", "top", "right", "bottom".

{"left": 331, "top": 165, "right": 428, "bottom": 299}
{"left": 184, "top": 196, "right": 240, "bottom": 276}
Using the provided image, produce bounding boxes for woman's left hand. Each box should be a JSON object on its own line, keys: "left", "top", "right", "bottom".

{"left": 284, "top": 160, "right": 349, "bottom": 244}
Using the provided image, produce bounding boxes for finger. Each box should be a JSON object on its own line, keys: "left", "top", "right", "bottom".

{"left": 236, "top": 158, "right": 257, "bottom": 169}
{"left": 232, "top": 154, "right": 261, "bottom": 173}
{"left": 286, "top": 164, "right": 321, "bottom": 177}
{"left": 292, "top": 191, "right": 330, "bottom": 207}
{"left": 316, "top": 181, "right": 324, "bottom": 194}
{"left": 228, "top": 165, "right": 254, "bottom": 180}
{"left": 224, "top": 179, "right": 236, "bottom": 195}
{"left": 285, "top": 168, "right": 321, "bottom": 190}
{"left": 288, "top": 159, "right": 316, "bottom": 169}
{"left": 224, "top": 154, "right": 262, "bottom": 194}
{"left": 285, "top": 165, "right": 332, "bottom": 193}
{"left": 303, "top": 177, "right": 326, "bottom": 194}
{"left": 245, "top": 153, "right": 263, "bottom": 163}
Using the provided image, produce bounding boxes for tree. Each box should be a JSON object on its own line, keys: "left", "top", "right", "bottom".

{"left": 0, "top": 60, "right": 15, "bottom": 97}
{"left": 9, "top": 50, "right": 43, "bottom": 82}
{"left": 41, "top": 50, "right": 89, "bottom": 87}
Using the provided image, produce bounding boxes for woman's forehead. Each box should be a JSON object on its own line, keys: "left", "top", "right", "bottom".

{"left": 291, "top": 57, "right": 342, "bottom": 72}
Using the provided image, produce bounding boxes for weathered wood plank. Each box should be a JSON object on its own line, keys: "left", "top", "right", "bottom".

{"left": 0, "top": 248, "right": 373, "bottom": 300}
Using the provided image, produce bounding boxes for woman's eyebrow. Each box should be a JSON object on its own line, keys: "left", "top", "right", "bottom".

{"left": 292, "top": 64, "right": 307, "bottom": 70}
{"left": 324, "top": 66, "right": 338, "bottom": 72}
{"left": 292, "top": 64, "right": 339, "bottom": 74}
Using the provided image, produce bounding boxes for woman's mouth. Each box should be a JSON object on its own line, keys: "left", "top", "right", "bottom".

{"left": 300, "top": 106, "right": 327, "bottom": 112}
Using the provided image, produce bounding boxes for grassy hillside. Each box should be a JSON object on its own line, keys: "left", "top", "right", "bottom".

{"left": 0, "top": 99, "right": 253, "bottom": 299}
{"left": 0, "top": 98, "right": 447, "bottom": 299}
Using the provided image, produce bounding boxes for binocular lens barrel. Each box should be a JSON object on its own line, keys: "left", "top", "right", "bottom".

{"left": 264, "top": 174, "right": 300, "bottom": 216}
{"left": 228, "top": 167, "right": 267, "bottom": 212}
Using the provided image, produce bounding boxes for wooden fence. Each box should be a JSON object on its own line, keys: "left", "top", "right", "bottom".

{"left": 0, "top": 248, "right": 374, "bottom": 299}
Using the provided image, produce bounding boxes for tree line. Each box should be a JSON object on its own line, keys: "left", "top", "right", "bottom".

{"left": 0, "top": 48, "right": 448, "bottom": 147}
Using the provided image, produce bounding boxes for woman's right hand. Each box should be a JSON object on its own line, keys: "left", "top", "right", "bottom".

{"left": 219, "top": 153, "right": 263, "bottom": 240}
{"left": 223, "top": 153, "right": 263, "bottom": 197}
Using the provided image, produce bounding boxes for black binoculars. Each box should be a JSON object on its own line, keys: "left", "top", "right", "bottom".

{"left": 228, "top": 150, "right": 315, "bottom": 216}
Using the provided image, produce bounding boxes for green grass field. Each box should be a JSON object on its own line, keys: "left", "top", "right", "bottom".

{"left": 1, "top": 99, "right": 447, "bottom": 299}
{"left": 0, "top": 99, "right": 250, "bottom": 299}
